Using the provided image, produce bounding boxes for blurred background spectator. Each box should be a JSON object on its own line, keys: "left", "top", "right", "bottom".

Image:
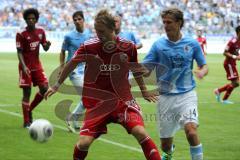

{"left": 0, "top": 0, "right": 240, "bottom": 39}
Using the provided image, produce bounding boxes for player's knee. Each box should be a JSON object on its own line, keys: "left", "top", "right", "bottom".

{"left": 23, "top": 87, "right": 31, "bottom": 100}
{"left": 185, "top": 127, "right": 198, "bottom": 139}
{"left": 39, "top": 86, "right": 48, "bottom": 95}
{"left": 131, "top": 126, "right": 148, "bottom": 142}
{"left": 77, "top": 136, "right": 94, "bottom": 150}
{"left": 234, "top": 82, "right": 239, "bottom": 87}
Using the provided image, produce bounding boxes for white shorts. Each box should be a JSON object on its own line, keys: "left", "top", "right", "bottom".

{"left": 69, "top": 68, "right": 84, "bottom": 95}
{"left": 156, "top": 90, "right": 199, "bottom": 138}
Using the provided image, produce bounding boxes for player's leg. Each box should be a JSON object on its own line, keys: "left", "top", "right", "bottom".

{"left": 22, "top": 87, "right": 31, "bottom": 128}
{"left": 222, "top": 79, "right": 239, "bottom": 104}
{"left": 29, "top": 69, "right": 48, "bottom": 122}
{"left": 180, "top": 90, "right": 203, "bottom": 160}
{"left": 184, "top": 123, "right": 203, "bottom": 160}
{"left": 131, "top": 125, "right": 161, "bottom": 160}
{"left": 19, "top": 68, "right": 32, "bottom": 127}
{"left": 67, "top": 74, "right": 85, "bottom": 131}
{"left": 73, "top": 135, "right": 95, "bottom": 160}
{"left": 156, "top": 95, "right": 178, "bottom": 160}
{"left": 30, "top": 84, "right": 48, "bottom": 111}
{"left": 120, "top": 102, "right": 161, "bottom": 160}
{"left": 160, "top": 138, "right": 175, "bottom": 160}
{"left": 217, "top": 63, "right": 239, "bottom": 103}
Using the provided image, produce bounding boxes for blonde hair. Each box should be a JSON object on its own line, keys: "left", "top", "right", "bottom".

{"left": 95, "top": 9, "right": 115, "bottom": 30}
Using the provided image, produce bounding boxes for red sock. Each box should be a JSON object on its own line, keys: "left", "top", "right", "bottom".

{"left": 218, "top": 84, "right": 229, "bottom": 93}
{"left": 73, "top": 145, "right": 88, "bottom": 160}
{"left": 223, "top": 84, "right": 234, "bottom": 100}
{"left": 30, "top": 92, "right": 43, "bottom": 111}
{"left": 22, "top": 101, "right": 30, "bottom": 124}
{"left": 140, "top": 136, "right": 161, "bottom": 160}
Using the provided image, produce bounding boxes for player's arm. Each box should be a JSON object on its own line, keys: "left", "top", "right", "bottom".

{"left": 59, "top": 49, "right": 66, "bottom": 75}
{"left": 132, "top": 33, "right": 143, "bottom": 49}
{"left": 44, "top": 58, "right": 79, "bottom": 100}
{"left": 16, "top": 33, "right": 30, "bottom": 77}
{"left": 223, "top": 50, "right": 240, "bottom": 60}
{"left": 42, "top": 40, "right": 51, "bottom": 51}
{"left": 194, "top": 64, "right": 208, "bottom": 79}
{"left": 133, "top": 72, "right": 158, "bottom": 102}
{"left": 131, "top": 45, "right": 158, "bottom": 102}
{"left": 17, "top": 49, "right": 30, "bottom": 77}
{"left": 136, "top": 43, "right": 143, "bottom": 50}
{"left": 41, "top": 30, "right": 51, "bottom": 51}
{"left": 44, "top": 46, "right": 85, "bottom": 100}
{"left": 204, "top": 39, "right": 207, "bottom": 55}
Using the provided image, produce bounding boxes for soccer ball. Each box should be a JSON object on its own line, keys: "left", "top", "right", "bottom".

{"left": 29, "top": 119, "right": 53, "bottom": 143}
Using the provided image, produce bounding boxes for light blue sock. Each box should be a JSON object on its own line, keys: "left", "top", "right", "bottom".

{"left": 190, "top": 144, "right": 203, "bottom": 160}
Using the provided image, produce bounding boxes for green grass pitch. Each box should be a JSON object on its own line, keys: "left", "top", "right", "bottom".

{"left": 0, "top": 53, "right": 240, "bottom": 160}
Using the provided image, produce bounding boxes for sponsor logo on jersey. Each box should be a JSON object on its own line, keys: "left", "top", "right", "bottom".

{"left": 30, "top": 41, "right": 40, "bottom": 51}
{"left": 100, "top": 64, "right": 120, "bottom": 72}
{"left": 184, "top": 45, "right": 191, "bottom": 53}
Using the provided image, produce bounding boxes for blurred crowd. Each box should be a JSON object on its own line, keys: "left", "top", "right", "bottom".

{"left": 0, "top": 0, "right": 240, "bottom": 38}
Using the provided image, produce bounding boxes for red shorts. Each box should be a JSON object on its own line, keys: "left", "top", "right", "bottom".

{"left": 224, "top": 63, "right": 239, "bottom": 80}
{"left": 80, "top": 99, "right": 144, "bottom": 138}
{"left": 19, "top": 67, "right": 48, "bottom": 88}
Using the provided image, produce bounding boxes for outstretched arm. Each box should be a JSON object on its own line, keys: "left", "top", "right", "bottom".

{"left": 44, "top": 59, "right": 79, "bottom": 100}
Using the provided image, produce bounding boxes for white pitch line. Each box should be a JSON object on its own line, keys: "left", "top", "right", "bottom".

{"left": 0, "top": 108, "right": 142, "bottom": 153}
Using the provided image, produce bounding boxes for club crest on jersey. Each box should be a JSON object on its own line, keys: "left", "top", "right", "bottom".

{"left": 183, "top": 45, "right": 191, "bottom": 53}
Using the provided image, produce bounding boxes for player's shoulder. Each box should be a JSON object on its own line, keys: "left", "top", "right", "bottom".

{"left": 229, "top": 37, "right": 237, "bottom": 43}
{"left": 118, "top": 36, "right": 134, "bottom": 44}
{"left": 118, "top": 37, "right": 135, "bottom": 48}
{"left": 64, "top": 30, "right": 75, "bottom": 38}
{"left": 84, "top": 38, "right": 100, "bottom": 46}
{"left": 16, "top": 27, "right": 27, "bottom": 35}
{"left": 35, "top": 26, "right": 45, "bottom": 32}
{"left": 182, "top": 35, "right": 199, "bottom": 44}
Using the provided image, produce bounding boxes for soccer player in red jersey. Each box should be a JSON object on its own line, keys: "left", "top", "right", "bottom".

{"left": 16, "top": 8, "right": 51, "bottom": 128}
{"left": 214, "top": 25, "right": 240, "bottom": 104}
{"left": 196, "top": 28, "right": 207, "bottom": 56}
{"left": 45, "top": 9, "right": 161, "bottom": 160}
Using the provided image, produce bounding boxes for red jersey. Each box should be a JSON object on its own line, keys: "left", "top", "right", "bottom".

{"left": 16, "top": 27, "right": 47, "bottom": 70}
{"left": 72, "top": 37, "right": 137, "bottom": 106}
{"left": 196, "top": 37, "right": 206, "bottom": 54}
{"left": 224, "top": 37, "right": 240, "bottom": 65}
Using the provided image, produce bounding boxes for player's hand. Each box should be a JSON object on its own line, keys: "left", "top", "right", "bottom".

{"left": 141, "top": 90, "right": 159, "bottom": 103}
{"left": 23, "top": 66, "right": 31, "bottom": 77}
{"left": 44, "top": 85, "right": 59, "bottom": 100}
{"left": 43, "top": 41, "right": 51, "bottom": 51}
{"left": 194, "top": 69, "right": 205, "bottom": 79}
{"left": 236, "top": 55, "right": 240, "bottom": 60}
{"left": 45, "top": 40, "right": 51, "bottom": 47}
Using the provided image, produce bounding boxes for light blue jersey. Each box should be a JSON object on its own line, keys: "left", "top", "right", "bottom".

{"left": 143, "top": 35, "right": 206, "bottom": 95}
{"left": 118, "top": 31, "right": 141, "bottom": 46}
{"left": 62, "top": 30, "right": 91, "bottom": 79}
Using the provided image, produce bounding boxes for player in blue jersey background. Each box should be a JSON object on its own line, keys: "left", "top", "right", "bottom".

{"left": 143, "top": 8, "right": 208, "bottom": 160}
{"left": 114, "top": 14, "right": 143, "bottom": 49}
{"left": 59, "top": 11, "right": 91, "bottom": 132}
